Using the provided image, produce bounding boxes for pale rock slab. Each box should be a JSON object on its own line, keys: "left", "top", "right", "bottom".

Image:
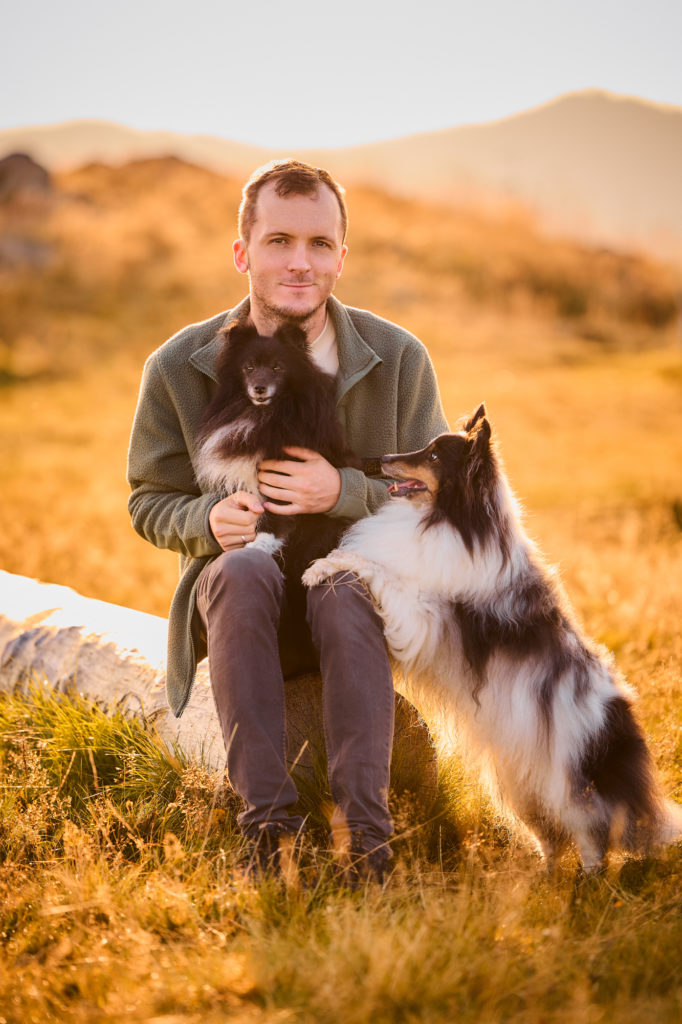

{"left": 0, "top": 571, "right": 438, "bottom": 811}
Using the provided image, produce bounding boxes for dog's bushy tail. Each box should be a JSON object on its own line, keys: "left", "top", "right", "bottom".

{"left": 583, "top": 694, "right": 682, "bottom": 855}
{"left": 655, "top": 799, "right": 682, "bottom": 847}
{"left": 622, "top": 797, "right": 682, "bottom": 856}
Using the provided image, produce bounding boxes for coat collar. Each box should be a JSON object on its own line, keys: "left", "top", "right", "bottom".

{"left": 188, "top": 297, "right": 251, "bottom": 383}
{"left": 187, "top": 294, "right": 382, "bottom": 402}
{"left": 327, "top": 295, "right": 382, "bottom": 403}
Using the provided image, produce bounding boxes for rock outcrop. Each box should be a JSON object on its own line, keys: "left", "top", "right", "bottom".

{"left": 0, "top": 571, "right": 438, "bottom": 814}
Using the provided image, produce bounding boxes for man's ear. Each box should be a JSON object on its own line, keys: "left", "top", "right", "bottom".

{"left": 233, "top": 238, "right": 249, "bottom": 275}
{"left": 336, "top": 244, "right": 348, "bottom": 279}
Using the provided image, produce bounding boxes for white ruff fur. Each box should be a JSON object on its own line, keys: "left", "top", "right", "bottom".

{"left": 194, "top": 421, "right": 281, "bottom": 555}
{"left": 303, "top": 471, "right": 682, "bottom": 870}
{"left": 195, "top": 419, "right": 261, "bottom": 496}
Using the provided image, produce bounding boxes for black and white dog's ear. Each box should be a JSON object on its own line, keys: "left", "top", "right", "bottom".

{"left": 468, "top": 415, "right": 492, "bottom": 457}
{"left": 275, "top": 323, "right": 308, "bottom": 350}
{"left": 473, "top": 417, "right": 491, "bottom": 444}
{"left": 463, "top": 403, "right": 486, "bottom": 432}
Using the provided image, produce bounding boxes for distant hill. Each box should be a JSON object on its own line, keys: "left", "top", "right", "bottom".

{"left": 1, "top": 90, "right": 681, "bottom": 260}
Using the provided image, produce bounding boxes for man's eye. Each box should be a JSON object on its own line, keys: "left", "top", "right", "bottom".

{"left": 314, "top": 240, "right": 332, "bottom": 248}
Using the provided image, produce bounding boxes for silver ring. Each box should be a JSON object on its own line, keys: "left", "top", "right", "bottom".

{"left": 241, "top": 535, "right": 247, "bottom": 546}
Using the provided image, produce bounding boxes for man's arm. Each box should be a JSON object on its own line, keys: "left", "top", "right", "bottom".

{"left": 127, "top": 353, "right": 226, "bottom": 558}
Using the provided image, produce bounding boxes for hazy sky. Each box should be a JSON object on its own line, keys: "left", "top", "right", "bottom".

{"left": 2, "top": 0, "right": 681, "bottom": 148}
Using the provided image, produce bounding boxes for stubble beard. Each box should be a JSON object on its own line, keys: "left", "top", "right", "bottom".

{"left": 250, "top": 283, "right": 329, "bottom": 335}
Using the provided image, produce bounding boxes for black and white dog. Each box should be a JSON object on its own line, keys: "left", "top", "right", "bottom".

{"left": 303, "top": 405, "right": 682, "bottom": 870}
{"left": 195, "top": 321, "right": 358, "bottom": 581}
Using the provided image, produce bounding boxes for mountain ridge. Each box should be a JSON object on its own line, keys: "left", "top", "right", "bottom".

{"left": 2, "top": 90, "right": 681, "bottom": 261}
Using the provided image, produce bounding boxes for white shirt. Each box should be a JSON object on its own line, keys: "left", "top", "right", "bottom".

{"left": 308, "top": 314, "right": 339, "bottom": 377}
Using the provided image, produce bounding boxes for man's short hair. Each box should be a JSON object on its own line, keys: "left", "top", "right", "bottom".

{"left": 238, "top": 159, "right": 348, "bottom": 244}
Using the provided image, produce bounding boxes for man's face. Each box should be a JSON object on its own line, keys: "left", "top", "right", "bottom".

{"left": 233, "top": 181, "right": 347, "bottom": 333}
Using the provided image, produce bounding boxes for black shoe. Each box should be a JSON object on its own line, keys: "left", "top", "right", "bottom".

{"left": 343, "top": 832, "right": 392, "bottom": 888}
{"left": 245, "top": 828, "right": 282, "bottom": 877}
{"left": 242, "top": 826, "right": 302, "bottom": 887}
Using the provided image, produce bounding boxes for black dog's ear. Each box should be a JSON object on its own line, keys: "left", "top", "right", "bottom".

{"left": 275, "top": 323, "right": 308, "bottom": 350}
{"left": 463, "top": 403, "right": 486, "bottom": 432}
{"left": 219, "top": 322, "right": 258, "bottom": 347}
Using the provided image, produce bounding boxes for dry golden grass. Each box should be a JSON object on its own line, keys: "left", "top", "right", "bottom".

{"left": 1, "top": 158, "right": 682, "bottom": 1021}
{"left": 1, "top": 683, "right": 681, "bottom": 1024}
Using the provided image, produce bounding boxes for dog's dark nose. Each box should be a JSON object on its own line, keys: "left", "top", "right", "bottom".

{"left": 254, "top": 385, "right": 266, "bottom": 395}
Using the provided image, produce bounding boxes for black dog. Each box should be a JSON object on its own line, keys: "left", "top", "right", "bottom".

{"left": 196, "top": 321, "right": 359, "bottom": 586}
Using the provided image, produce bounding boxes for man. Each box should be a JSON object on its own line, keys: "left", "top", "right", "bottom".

{"left": 127, "top": 159, "right": 448, "bottom": 880}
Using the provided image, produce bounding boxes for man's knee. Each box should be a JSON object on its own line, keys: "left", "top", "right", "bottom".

{"left": 198, "top": 547, "right": 283, "bottom": 614}
{"left": 306, "top": 572, "right": 379, "bottom": 639}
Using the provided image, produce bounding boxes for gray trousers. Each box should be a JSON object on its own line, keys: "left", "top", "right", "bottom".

{"left": 195, "top": 548, "right": 395, "bottom": 852}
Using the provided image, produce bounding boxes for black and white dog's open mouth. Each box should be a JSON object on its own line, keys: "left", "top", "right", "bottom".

{"left": 387, "top": 479, "right": 429, "bottom": 498}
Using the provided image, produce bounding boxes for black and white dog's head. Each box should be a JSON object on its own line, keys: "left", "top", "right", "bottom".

{"left": 381, "top": 404, "right": 505, "bottom": 554}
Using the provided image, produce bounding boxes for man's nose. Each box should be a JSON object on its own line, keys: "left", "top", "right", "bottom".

{"left": 287, "top": 242, "right": 311, "bottom": 272}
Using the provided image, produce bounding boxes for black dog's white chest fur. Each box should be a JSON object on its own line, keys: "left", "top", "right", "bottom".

{"left": 196, "top": 416, "right": 262, "bottom": 497}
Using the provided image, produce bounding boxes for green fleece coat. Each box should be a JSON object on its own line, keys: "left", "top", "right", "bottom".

{"left": 127, "top": 295, "right": 449, "bottom": 716}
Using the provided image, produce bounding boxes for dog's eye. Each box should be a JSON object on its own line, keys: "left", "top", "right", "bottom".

{"left": 244, "top": 364, "right": 254, "bottom": 373}
{"left": 429, "top": 451, "right": 439, "bottom": 462}
{"left": 272, "top": 363, "right": 283, "bottom": 372}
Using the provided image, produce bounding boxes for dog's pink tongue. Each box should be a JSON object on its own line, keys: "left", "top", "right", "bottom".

{"left": 388, "top": 479, "right": 427, "bottom": 498}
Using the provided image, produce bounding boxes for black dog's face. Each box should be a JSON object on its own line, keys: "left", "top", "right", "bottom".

{"left": 242, "top": 357, "right": 285, "bottom": 406}
{"left": 224, "top": 322, "right": 308, "bottom": 407}
{"left": 380, "top": 404, "right": 491, "bottom": 506}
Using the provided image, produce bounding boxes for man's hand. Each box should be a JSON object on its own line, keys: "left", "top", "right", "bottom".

{"left": 208, "top": 491, "right": 264, "bottom": 551}
{"left": 258, "top": 447, "right": 342, "bottom": 515}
